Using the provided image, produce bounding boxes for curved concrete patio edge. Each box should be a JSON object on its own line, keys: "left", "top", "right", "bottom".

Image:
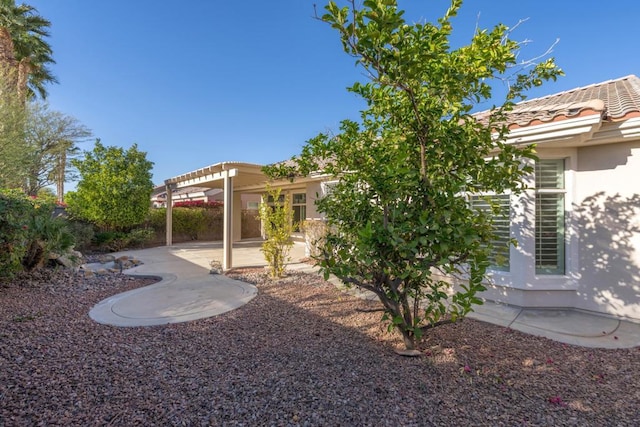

{"left": 89, "top": 272, "right": 175, "bottom": 326}
{"left": 88, "top": 245, "right": 259, "bottom": 327}
{"left": 89, "top": 272, "right": 258, "bottom": 327}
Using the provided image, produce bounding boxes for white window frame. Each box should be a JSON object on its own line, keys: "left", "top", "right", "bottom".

{"left": 535, "top": 158, "right": 567, "bottom": 275}
{"left": 292, "top": 192, "right": 307, "bottom": 232}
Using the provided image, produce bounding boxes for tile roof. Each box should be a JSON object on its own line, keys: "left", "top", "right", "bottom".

{"left": 477, "top": 75, "right": 640, "bottom": 127}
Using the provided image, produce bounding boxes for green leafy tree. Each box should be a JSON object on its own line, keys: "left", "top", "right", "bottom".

{"left": 258, "top": 187, "right": 295, "bottom": 278}
{"left": 66, "top": 140, "right": 154, "bottom": 231}
{"left": 265, "top": 0, "right": 562, "bottom": 350}
{"left": 0, "top": 0, "right": 56, "bottom": 99}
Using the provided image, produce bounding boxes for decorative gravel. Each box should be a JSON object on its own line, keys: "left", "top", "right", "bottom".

{"left": 1, "top": 267, "right": 639, "bottom": 426}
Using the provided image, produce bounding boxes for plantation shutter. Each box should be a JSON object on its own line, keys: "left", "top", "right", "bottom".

{"left": 470, "top": 194, "right": 511, "bottom": 271}
{"left": 535, "top": 159, "right": 565, "bottom": 274}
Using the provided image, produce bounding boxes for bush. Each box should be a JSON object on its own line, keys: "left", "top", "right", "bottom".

{"left": 66, "top": 220, "right": 95, "bottom": 252}
{"left": 0, "top": 189, "right": 76, "bottom": 277}
{"left": 0, "top": 189, "right": 33, "bottom": 278}
{"left": 147, "top": 207, "right": 165, "bottom": 231}
{"left": 126, "top": 228, "right": 154, "bottom": 248}
{"left": 173, "top": 207, "right": 207, "bottom": 240}
{"left": 147, "top": 206, "right": 223, "bottom": 241}
{"left": 93, "top": 228, "right": 153, "bottom": 252}
{"left": 258, "top": 187, "right": 295, "bottom": 278}
{"left": 23, "top": 212, "right": 75, "bottom": 271}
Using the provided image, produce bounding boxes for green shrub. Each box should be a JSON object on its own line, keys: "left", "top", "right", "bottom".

{"left": 147, "top": 207, "right": 166, "bottom": 231}
{"left": 201, "top": 207, "right": 223, "bottom": 234}
{"left": 125, "top": 228, "right": 154, "bottom": 248}
{"left": 0, "top": 189, "right": 33, "bottom": 278}
{"left": 258, "top": 187, "right": 295, "bottom": 278}
{"left": 173, "top": 207, "right": 207, "bottom": 240}
{"left": 94, "top": 230, "right": 124, "bottom": 247}
{"left": 147, "top": 206, "right": 223, "bottom": 242}
{"left": 66, "top": 220, "right": 95, "bottom": 251}
{"left": 94, "top": 228, "right": 153, "bottom": 252}
{"left": 22, "top": 214, "right": 75, "bottom": 271}
{"left": 0, "top": 189, "right": 76, "bottom": 277}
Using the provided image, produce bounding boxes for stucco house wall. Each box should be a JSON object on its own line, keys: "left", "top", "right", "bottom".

{"left": 477, "top": 141, "right": 640, "bottom": 322}
{"left": 472, "top": 76, "right": 640, "bottom": 322}
{"left": 573, "top": 141, "right": 640, "bottom": 319}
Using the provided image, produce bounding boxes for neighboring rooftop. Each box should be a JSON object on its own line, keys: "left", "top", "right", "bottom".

{"left": 478, "top": 75, "right": 640, "bottom": 128}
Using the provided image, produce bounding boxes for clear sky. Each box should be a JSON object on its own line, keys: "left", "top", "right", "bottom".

{"left": 28, "top": 0, "right": 640, "bottom": 187}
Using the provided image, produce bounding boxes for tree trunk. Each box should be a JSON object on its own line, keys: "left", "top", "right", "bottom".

{"left": 56, "top": 151, "right": 66, "bottom": 203}
{"left": 400, "top": 327, "right": 416, "bottom": 351}
{"left": 22, "top": 240, "right": 45, "bottom": 272}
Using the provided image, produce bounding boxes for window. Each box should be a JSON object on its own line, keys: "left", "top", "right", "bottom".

{"left": 470, "top": 194, "right": 511, "bottom": 271}
{"left": 292, "top": 193, "right": 306, "bottom": 232}
{"left": 266, "top": 194, "right": 285, "bottom": 204}
{"left": 535, "top": 159, "right": 565, "bottom": 274}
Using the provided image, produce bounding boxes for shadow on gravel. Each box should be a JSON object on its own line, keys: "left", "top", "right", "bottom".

{"left": 1, "top": 268, "right": 638, "bottom": 426}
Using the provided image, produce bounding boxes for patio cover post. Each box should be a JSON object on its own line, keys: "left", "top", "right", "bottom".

{"left": 165, "top": 183, "right": 174, "bottom": 246}
{"left": 223, "top": 170, "right": 234, "bottom": 270}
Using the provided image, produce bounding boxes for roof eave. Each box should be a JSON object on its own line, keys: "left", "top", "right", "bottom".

{"left": 497, "top": 113, "right": 604, "bottom": 146}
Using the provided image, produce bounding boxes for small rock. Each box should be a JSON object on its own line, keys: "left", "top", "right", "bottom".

{"left": 395, "top": 349, "right": 422, "bottom": 357}
{"left": 98, "top": 254, "right": 115, "bottom": 263}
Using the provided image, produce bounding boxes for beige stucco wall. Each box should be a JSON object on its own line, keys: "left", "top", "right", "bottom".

{"left": 573, "top": 141, "right": 640, "bottom": 320}
{"left": 478, "top": 142, "right": 640, "bottom": 322}
{"left": 305, "top": 182, "right": 324, "bottom": 219}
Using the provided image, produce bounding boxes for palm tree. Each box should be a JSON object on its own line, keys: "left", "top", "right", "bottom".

{"left": 0, "top": 0, "right": 56, "bottom": 99}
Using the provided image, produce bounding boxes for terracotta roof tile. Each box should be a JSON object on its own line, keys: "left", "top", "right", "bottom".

{"left": 478, "top": 75, "right": 640, "bottom": 127}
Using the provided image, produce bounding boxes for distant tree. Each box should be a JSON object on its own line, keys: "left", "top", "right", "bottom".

{"left": 22, "top": 102, "right": 92, "bottom": 199}
{"left": 266, "top": 0, "right": 562, "bottom": 351}
{"left": 66, "top": 140, "right": 154, "bottom": 231}
{"left": 36, "top": 186, "right": 56, "bottom": 201}
{"left": 0, "top": 0, "right": 56, "bottom": 99}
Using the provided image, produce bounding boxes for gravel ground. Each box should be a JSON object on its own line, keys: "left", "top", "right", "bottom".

{"left": 1, "top": 267, "right": 639, "bottom": 426}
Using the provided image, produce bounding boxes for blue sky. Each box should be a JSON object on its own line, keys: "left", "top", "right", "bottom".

{"left": 29, "top": 0, "right": 640, "bottom": 187}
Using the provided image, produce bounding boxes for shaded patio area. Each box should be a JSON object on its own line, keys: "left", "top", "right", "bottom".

{"left": 163, "top": 239, "right": 307, "bottom": 270}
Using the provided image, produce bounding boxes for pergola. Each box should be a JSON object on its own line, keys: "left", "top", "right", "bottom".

{"left": 163, "top": 162, "right": 268, "bottom": 270}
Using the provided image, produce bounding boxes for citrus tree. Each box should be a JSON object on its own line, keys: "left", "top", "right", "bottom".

{"left": 66, "top": 140, "right": 154, "bottom": 231}
{"left": 265, "top": 0, "right": 562, "bottom": 351}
